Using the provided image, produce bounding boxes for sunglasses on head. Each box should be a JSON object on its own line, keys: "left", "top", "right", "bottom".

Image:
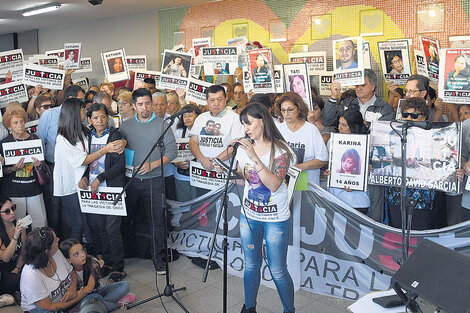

{"left": 401, "top": 112, "right": 422, "bottom": 119}
{"left": 0, "top": 203, "right": 16, "bottom": 215}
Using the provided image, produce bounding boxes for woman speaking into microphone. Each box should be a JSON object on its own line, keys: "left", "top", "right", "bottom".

{"left": 234, "top": 103, "right": 295, "bottom": 313}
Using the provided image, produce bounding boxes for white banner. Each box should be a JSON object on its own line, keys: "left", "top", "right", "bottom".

{"left": 190, "top": 161, "right": 227, "bottom": 189}
{"left": 185, "top": 78, "right": 212, "bottom": 106}
{"left": 126, "top": 55, "right": 147, "bottom": 71}
{"left": 0, "top": 81, "right": 28, "bottom": 108}
{"left": 202, "top": 46, "right": 238, "bottom": 75}
{"left": 173, "top": 138, "right": 194, "bottom": 163}
{"left": 0, "top": 49, "right": 24, "bottom": 81}
{"left": 101, "top": 49, "right": 130, "bottom": 83}
{"left": 134, "top": 69, "right": 160, "bottom": 86}
{"left": 74, "top": 57, "right": 93, "bottom": 73}
{"left": 23, "top": 63, "right": 65, "bottom": 90}
{"left": 2, "top": 139, "right": 44, "bottom": 165}
{"left": 45, "top": 49, "right": 64, "bottom": 65}
{"left": 288, "top": 51, "right": 327, "bottom": 74}
{"left": 78, "top": 187, "right": 127, "bottom": 216}
{"left": 414, "top": 49, "right": 428, "bottom": 77}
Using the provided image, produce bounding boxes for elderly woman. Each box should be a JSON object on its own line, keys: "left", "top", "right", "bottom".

{"left": 276, "top": 92, "right": 328, "bottom": 185}
{"left": 117, "top": 91, "right": 135, "bottom": 124}
{"left": 0, "top": 105, "right": 47, "bottom": 228}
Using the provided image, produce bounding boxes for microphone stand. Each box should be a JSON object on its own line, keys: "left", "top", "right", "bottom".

{"left": 113, "top": 116, "right": 188, "bottom": 312}
{"left": 202, "top": 145, "right": 239, "bottom": 313}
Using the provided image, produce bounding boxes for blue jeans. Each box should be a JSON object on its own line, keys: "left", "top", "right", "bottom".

{"left": 97, "top": 281, "right": 130, "bottom": 311}
{"left": 239, "top": 215, "right": 295, "bottom": 312}
{"left": 29, "top": 293, "right": 104, "bottom": 313}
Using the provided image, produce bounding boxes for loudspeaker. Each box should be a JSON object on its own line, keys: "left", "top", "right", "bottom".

{"left": 391, "top": 239, "right": 470, "bottom": 313}
{"left": 88, "top": 0, "right": 103, "bottom": 5}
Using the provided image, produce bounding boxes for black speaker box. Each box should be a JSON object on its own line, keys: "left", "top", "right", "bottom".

{"left": 88, "top": 0, "right": 103, "bottom": 5}
{"left": 391, "top": 239, "right": 470, "bottom": 313}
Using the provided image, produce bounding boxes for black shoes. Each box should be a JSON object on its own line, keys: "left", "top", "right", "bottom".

{"left": 154, "top": 259, "right": 167, "bottom": 275}
{"left": 240, "top": 304, "right": 257, "bottom": 313}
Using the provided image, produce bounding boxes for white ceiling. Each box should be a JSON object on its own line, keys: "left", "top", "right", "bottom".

{"left": 0, "top": 0, "right": 206, "bottom": 36}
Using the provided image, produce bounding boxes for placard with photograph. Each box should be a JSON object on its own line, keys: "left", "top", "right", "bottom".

{"left": 274, "top": 65, "right": 285, "bottom": 93}
{"left": 0, "top": 81, "right": 28, "bottom": 108}
{"left": 0, "top": 49, "right": 24, "bottom": 81}
{"left": 159, "top": 50, "right": 192, "bottom": 90}
{"left": 78, "top": 187, "right": 127, "bottom": 216}
{"left": 23, "top": 63, "right": 65, "bottom": 90}
{"left": 192, "top": 37, "right": 212, "bottom": 66}
{"left": 45, "top": 49, "right": 64, "bottom": 65}
{"left": 377, "top": 40, "right": 412, "bottom": 85}
{"left": 101, "top": 49, "right": 129, "bottom": 83}
{"left": 2, "top": 139, "right": 44, "bottom": 165}
{"left": 186, "top": 77, "right": 212, "bottom": 106}
{"left": 333, "top": 37, "right": 365, "bottom": 87}
{"left": 75, "top": 57, "right": 93, "bottom": 73}
{"left": 414, "top": 49, "right": 428, "bottom": 77}
{"left": 438, "top": 48, "right": 470, "bottom": 104}
{"left": 125, "top": 55, "right": 146, "bottom": 71}
{"left": 369, "top": 120, "right": 461, "bottom": 193}
{"left": 420, "top": 36, "right": 440, "bottom": 83}
{"left": 283, "top": 63, "right": 313, "bottom": 110}
{"left": 134, "top": 69, "right": 160, "bottom": 86}
{"left": 328, "top": 133, "right": 370, "bottom": 192}
{"left": 201, "top": 46, "right": 238, "bottom": 75}
{"left": 63, "top": 43, "right": 81, "bottom": 69}
{"left": 248, "top": 48, "right": 275, "bottom": 93}
{"left": 288, "top": 51, "right": 327, "bottom": 74}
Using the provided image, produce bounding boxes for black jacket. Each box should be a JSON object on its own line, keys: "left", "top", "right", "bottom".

{"left": 84, "top": 127, "right": 125, "bottom": 187}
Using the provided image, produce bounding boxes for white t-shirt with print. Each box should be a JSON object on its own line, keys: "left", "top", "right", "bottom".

{"left": 236, "top": 146, "right": 291, "bottom": 222}
{"left": 89, "top": 133, "right": 109, "bottom": 187}
{"left": 277, "top": 121, "right": 328, "bottom": 186}
{"left": 20, "top": 250, "right": 74, "bottom": 311}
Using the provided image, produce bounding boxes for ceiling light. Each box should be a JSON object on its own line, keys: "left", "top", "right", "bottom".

{"left": 22, "top": 3, "right": 62, "bottom": 17}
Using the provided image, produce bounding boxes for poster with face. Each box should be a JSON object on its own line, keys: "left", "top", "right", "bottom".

{"left": 420, "top": 36, "right": 440, "bottom": 83}
{"left": 63, "top": 43, "right": 81, "bottom": 69}
{"left": 332, "top": 37, "right": 365, "bottom": 86}
{"left": 438, "top": 48, "right": 470, "bottom": 104}
{"left": 377, "top": 40, "right": 412, "bottom": 85}
{"left": 283, "top": 63, "right": 313, "bottom": 110}
{"left": 248, "top": 48, "right": 275, "bottom": 93}
{"left": 201, "top": 46, "right": 239, "bottom": 75}
{"left": 101, "top": 48, "right": 129, "bottom": 83}
{"left": 159, "top": 50, "right": 192, "bottom": 91}
{"left": 288, "top": 51, "right": 327, "bottom": 74}
{"left": 327, "top": 133, "right": 370, "bottom": 192}
{"left": 192, "top": 37, "right": 212, "bottom": 66}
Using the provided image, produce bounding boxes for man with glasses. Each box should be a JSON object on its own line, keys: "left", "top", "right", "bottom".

{"left": 34, "top": 96, "right": 53, "bottom": 118}
{"left": 232, "top": 82, "right": 248, "bottom": 113}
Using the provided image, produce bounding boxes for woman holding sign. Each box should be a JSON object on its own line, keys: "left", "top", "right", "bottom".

{"left": 0, "top": 105, "right": 47, "bottom": 229}
{"left": 234, "top": 103, "right": 295, "bottom": 313}
{"left": 53, "top": 98, "right": 123, "bottom": 242}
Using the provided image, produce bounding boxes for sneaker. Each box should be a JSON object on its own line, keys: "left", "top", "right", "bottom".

{"left": 118, "top": 293, "right": 136, "bottom": 308}
{"left": 0, "top": 294, "right": 15, "bottom": 308}
{"left": 155, "top": 259, "right": 167, "bottom": 275}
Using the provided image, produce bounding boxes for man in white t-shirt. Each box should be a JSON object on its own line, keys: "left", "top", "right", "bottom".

{"left": 189, "top": 84, "right": 244, "bottom": 195}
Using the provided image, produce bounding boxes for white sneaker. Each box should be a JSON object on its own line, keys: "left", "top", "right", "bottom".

{"left": 0, "top": 294, "right": 15, "bottom": 308}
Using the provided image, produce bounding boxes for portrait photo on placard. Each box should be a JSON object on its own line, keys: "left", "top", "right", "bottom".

{"left": 161, "top": 51, "right": 191, "bottom": 78}
{"left": 108, "top": 57, "right": 125, "bottom": 74}
{"left": 335, "top": 38, "right": 359, "bottom": 70}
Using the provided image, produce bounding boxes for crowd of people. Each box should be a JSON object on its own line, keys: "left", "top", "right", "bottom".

{"left": 0, "top": 57, "right": 468, "bottom": 312}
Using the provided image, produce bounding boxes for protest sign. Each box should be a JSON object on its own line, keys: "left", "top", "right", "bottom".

{"left": 420, "top": 36, "right": 440, "bottom": 83}
{"left": 248, "top": 49, "right": 275, "bottom": 93}
{"left": 273, "top": 65, "right": 285, "bottom": 93}
{"left": 333, "top": 37, "right": 365, "bottom": 87}
{"left": 328, "top": 133, "right": 370, "bottom": 192}
{"left": 202, "top": 46, "right": 238, "bottom": 75}
{"left": 283, "top": 63, "right": 313, "bottom": 109}
{"left": 0, "top": 49, "right": 24, "bottom": 81}
{"left": 45, "top": 49, "right": 64, "bottom": 65}
{"left": 74, "top": 57, "right": 93, "bottom": 73}
{"left": 190, "top": 161, "right": 227, "bottom": 189}
{"left": 74, "top": 76, "right": 88, "bottom": 92}
{"left": 126, "top": 55, "right": 147, "bottom": 71}
{"left": 2, "top": 139, "right": 44, "bottom": 165}
{"left": 317, "top": 71, "right": 348, "bottom": 96}
{"left": 186, "top": 78, "right": 212, "bottom": 106}
{"left": 23, "top": 63, "right": 65, "bottom": 90}
{"left": 25, "top": 120, "right": 39, "bottom": 135}
{"left": 369, "top": 121, "right": 461, "bottom": 192}
{"left": 438, "top": 48, "right": 470, "bottom": 104}
{"left": 101, "top": 49, "right": 129, "bottom": 83}
{"left": 38, "top": 56, "right": 59, "bottom": 69}
{"left": 414, "top": 49, "right": 428, "bottom": 77}
{"left": 160, "top": 50, "right": 192, "bottom": 90}
{"left": 288, "top": 51, "right": 327, "bottom": 74}
{"left": 63, "top": 43, "right": 82, "bottom": 69}
{"left": 377, "top": 40, "right": 412, "bottom": 85}
{"left": 192, "top": 37, "right": 211, "bottom": 66}
{"left": 172, "top": 138, "right": 194, "bottom": 163}
{"left": 134, "top": 69, "right": 160, "bottom": 87}
{"left": 78, "top": 187, "right": 127, "bottom": 216}
{"left": 227, "top": 36, "right": 248, "bottom": 67}
{"left": 242, "top": 66, "right": 253, "bottom": 92}
{"left": 0, "top": 81, "right": 28, "bottom": 108}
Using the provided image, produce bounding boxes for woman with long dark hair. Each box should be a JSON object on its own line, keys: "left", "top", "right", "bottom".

{"left": 235, "top": 103, "right": 295, "bottom": 313}
{"left": 53, "top": 98, "right": 122, "bottom": 241}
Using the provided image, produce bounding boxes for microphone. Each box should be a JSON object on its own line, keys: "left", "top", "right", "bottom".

{"left": 165, "top": 106, "right": 192, "bottom": 120}
{"left": 229, "top": 137, "right": 254, "bottom": 148}
{"left": 396, "top": 120, "right": 432, "bottom": 130}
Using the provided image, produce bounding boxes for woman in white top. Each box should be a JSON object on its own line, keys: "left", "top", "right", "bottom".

{"left": 276, "top": 92, "right": 328, "bottom": 186}
{"left": 20, "top": 227, "right": 103, "bottom": 312}
{"left": 235, "top": 103, "right": 295, "bottom": 313}
{"left": 53, "top": 98, "right": 122, "bottom": 241}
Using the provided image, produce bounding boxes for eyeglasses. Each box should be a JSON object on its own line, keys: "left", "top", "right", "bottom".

{"left": 281, "top": 107, "right": 297, "bottom": 113}
{"left": 401, "top": 112, "right": 423, "bottom": 119}
{"left": 0, "top": 204, "right": 16, "bottom": 215}
{"left": 405, "top": 89, "right": 422, "bottom": 95}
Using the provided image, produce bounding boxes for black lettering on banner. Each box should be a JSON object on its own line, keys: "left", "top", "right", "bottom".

{"left": 0, "top": 53, "right": 22, "bottom": 63}
{"left": 202, "top": 47, "right": 237, "bottom": 56}
{"left": 0, "top": 84, "right": 25, "bottom": 96}
{"left": 4, "top": 147, "right": 42, "bottom": 157}
{"left": 80, "top": 191, "right": 121, "bottom": 202}
{"left": 244, "top": 198, "right": 278, "bottom": 213}
{"left": 24, "top": 69, "right": 63, "bottom": 80}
